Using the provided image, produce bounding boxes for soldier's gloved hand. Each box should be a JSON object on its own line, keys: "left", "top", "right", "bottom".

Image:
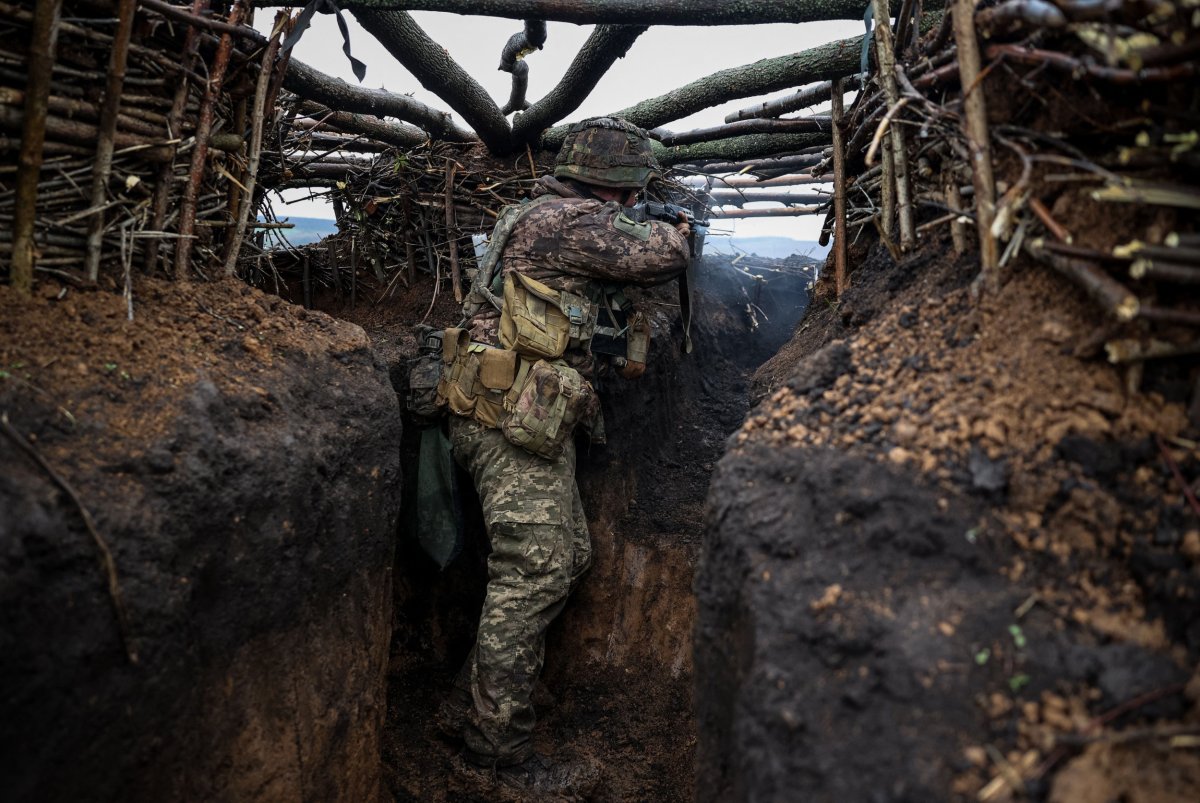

{"left": 674, "top": 211, "right": 691, "bottom": 239}
{"left": 615, "top": 357, "right": 646, "bottom": 380}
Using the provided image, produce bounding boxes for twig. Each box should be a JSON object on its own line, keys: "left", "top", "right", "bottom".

{"left": 1029, "top": 196, "right": 1071, "bottom": 243}
{"left": 0, "top": 413, "right": 138, "bottom": 664}
{"left": 873, "top": 0, "right": 915, "bottom": 250}
{"left": 1025, "top": 239, "right": 1139, "bottom": 321}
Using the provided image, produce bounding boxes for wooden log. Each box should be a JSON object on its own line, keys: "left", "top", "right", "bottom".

{"left": 297, "top": 101, "right": 427, "bottom": 149}
{"left": 726, "top": 76, "right": 863, "bottom": 123}
{"left": 674, "top": 152, "right": 824, "bottom": 174}
{"left": 831, "top": 76, "right": 848, "bottom": 296}
{"left": 353, "top": 10, "right": 513, "bottom": 153}
{"left": 953, "top": 0, "right": 999, "bottom": 289}
{"left": 1131, "top": 259, "right": 1200, "bottom": 285}
{"left": 257, "top": 0, "right": 918, "bottom": 24}
{"left": 283, "top": 58, "right": 473, "bottom": 142}
{"left": 85, "top": 0, "right": 139, "bottom": 282}
{"left": 710, "top": 206, "right": 823, "bottom": 218}
{"left": 656, "top": 132, "right": 830, "bottom": 167}
{"left": 11, "top": 0, "right": 63, "bottom": 297}
{"left": 708, "top": 190, "right": 827, "bottom": 206}
{"left": 681, "top": 173, "right": 833, "bottom": 188}
{"left": 654, "top": 117, "right": 832, "bottom": 147}
{"left": 543, "top": 34, "right": 866, "bottom": 146}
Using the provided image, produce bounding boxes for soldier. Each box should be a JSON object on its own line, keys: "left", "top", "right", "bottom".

{"left": 437, "top": 117, "right": 691, "bottom": 792}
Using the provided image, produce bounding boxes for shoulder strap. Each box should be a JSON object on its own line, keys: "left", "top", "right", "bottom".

{"left": 462, "top": 194, "right": 559, "bottom": 317}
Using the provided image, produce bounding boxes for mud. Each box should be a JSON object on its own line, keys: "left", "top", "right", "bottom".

{"left": 0, "top": 279, "right": 402, "bottom": 802}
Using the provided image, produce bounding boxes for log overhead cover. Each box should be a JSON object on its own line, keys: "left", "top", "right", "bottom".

{"left": 598, "top": 35, "right": 863, "bottom": 136}
{"left": 256, "top": 0, "right": 913, "bottom": 25}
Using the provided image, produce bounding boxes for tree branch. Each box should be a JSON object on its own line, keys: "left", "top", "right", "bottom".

{"left": 542, "top": 34, "right": 864, "bottom": 149}
{"left": 297, "top": 99, "right": 428, "bottom": 149}
{"left": 655, "top": 132, "right": 829, "bottom": 167}
{"left": 353, "top": 10, "right": 512, "bottom": 152}
{"left": 256, "top": 0, "right": 919, "bottom": 25}
{"left": 284, "top": 58, "right": 475, "bottom": 141}
{"left": 512, "top": 24, "right": 646, "bottom": 143}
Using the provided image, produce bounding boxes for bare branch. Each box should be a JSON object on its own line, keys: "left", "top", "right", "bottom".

{"left": 726, "top": 75, "right": 862, "bottom": 123}
{"left": 255, "top": 0, "right": 922, "bottom": 26}
{"left": 284, "top": 58, "right": 474, "bottom": 141}
{"left": 512, "top": 24, "right": 646, "bottom": 143}
{"left": 498, "top": 19, "right": 546, "bottom": 114}
{"left": 353, "top": 10, "right": 513, "bottom": 152}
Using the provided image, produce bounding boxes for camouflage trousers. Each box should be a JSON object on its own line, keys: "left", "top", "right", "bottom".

{"left": 447, "top": 414, "right": 592, "bottom": 764}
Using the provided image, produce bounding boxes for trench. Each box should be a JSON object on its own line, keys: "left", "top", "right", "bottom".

{"left": 342, "top": 254, "right": 813, "bottom": 801}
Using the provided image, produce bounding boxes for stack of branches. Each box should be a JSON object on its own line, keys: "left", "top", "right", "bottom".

{"left": 0, "top": 0, "right": 306, "bottom": 298}
{"left": 254, "top": 133, "right": 553, "bottom": 308}
{"left": 819, "top": 0, "right": 1199, "bottom": 360}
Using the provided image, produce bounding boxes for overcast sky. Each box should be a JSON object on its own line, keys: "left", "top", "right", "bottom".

{"left": 262, "top": 11, "right": 861, "bottom": 242}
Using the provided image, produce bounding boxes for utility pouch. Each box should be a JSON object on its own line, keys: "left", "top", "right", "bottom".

{"left": 499, "top": 272, "right": 596, "bottom": 359}
{"left": 473, "top": 346, "right": 519, "bottom": 428}
{"left": 501, "top": 359, "right": 596, "bottom": 460}
{"left": 406, "top": 327, "right": 445, "bottom": 419}
{"left": 437, "top": 328, "right": 477, "bottom": 417}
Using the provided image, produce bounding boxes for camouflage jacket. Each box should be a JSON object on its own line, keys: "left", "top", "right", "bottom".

{"left": 467, "top": 176, "right": 690, "bottom": 373}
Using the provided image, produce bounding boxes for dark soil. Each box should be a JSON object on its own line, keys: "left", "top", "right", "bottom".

{"left": 699, "top": 231, "right": 1200, "bottom": 802}
{"left": 0, "top": 278, "right": 402, "bottom": 802}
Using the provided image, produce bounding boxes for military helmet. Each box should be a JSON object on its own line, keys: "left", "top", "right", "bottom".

{"left": 554, "top": 117, "right": 659, "bottom": 189}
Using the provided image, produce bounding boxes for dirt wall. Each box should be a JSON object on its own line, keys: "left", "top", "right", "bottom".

{"left": 0, "top": 280, "right": 403, "bottom": 802}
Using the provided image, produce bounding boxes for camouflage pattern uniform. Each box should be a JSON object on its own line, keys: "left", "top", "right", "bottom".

{"left": 448, "top": 168, "right": 689, "bottom": 765}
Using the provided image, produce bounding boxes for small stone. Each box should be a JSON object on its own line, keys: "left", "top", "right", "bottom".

{"left": 887, "top": 446, "right": 913, "bottom": 465}
{"left": 1182, "top": 531, "right": 1200, "bottom": 563}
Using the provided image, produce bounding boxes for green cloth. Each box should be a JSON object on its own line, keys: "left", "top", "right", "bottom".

{"left": 415, "top": 425, "right": 464, "bottom": 569}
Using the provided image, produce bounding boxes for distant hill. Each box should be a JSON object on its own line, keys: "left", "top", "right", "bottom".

{"left": 705, "top": 236, "right": 829, "bottom": 261}
{"left": 269, "top": 216, "right": 337, "bottom": 246}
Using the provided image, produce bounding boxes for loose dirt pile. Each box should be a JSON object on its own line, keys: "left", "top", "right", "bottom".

{"left": 700, "top": 232, "right": 1200, "bottom": 801}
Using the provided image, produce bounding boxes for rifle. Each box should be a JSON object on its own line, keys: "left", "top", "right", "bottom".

{"left": 633, "top": 201, "right": 709, "bottom": 354}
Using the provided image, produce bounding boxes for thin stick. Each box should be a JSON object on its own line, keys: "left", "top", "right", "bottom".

{"left": 831, "top": 77, "right": 848, "bottom": 296}
{"left": 144, "top": 0, "right": 208, "bottom": 275}
{"left": 873, "top": 0, "right": 915, "bottom": 250}
{"left": 1029, "top": 196, "right": 1072, "bottom": 243}
{"left": 223, "top": 15, "right": 284, "bottom": 276}
{"left": 85, "top": 0, "right": 138, "bottom": 282}
{"left": 1, "top": 413, "right": 138, "bottom": 664}
{"left": 946, "top": 173, "right": 967, "bottom": 254}
{"left": 175, "top": 0, "right": 246, "bottom": 279}
{"left": 11, "top": 0, "right": 63, "bottom": 296}
{"left": 1025, "top": 240, "right": 1138, "bottom": 321}
{"left": 954, "top": 0, "right": 999, "bottom": 289}
{"left": 445, "top": 157, "right": 462, "bottom": 302}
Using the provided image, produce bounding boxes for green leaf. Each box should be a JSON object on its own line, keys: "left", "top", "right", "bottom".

{"left": 974, "top": 648, "right": 991, "bottom": 666}
{"left": 1009, "top": 673, "right": 1030, "bottom": 693}
{"left": 1008, "top": 624, "right": 1027, "bottom": 650}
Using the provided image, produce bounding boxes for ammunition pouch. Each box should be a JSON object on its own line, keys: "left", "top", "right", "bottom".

{"left": 499, "top": 272, "right": 597, "bottom": 360}
{"left": 436, "top": 328, "right": 596, "bottom": 459}
{"left": 436, "top": 328, "right": 519, "bottom": 429}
